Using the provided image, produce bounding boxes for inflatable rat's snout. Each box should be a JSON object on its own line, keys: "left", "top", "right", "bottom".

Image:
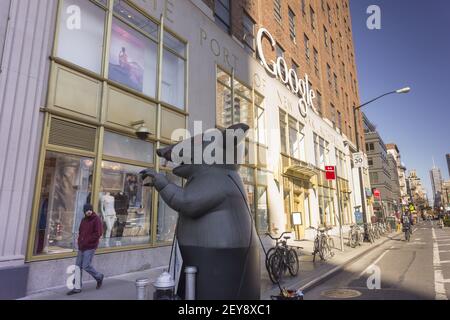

{"left": 157, "top": 144, "right": 175, "bottom": 162}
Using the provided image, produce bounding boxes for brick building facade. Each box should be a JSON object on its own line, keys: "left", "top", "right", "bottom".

{"left": 201, "top": 0, "right": 365, "bottom": 148}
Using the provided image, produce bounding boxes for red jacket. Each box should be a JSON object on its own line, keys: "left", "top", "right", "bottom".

{"left": 78, "top": 213, "right": 103, "bottom": 251}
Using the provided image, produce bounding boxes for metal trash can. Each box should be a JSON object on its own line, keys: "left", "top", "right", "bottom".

{"left": 153, "top": 272, "right": 176, "bottom": 300}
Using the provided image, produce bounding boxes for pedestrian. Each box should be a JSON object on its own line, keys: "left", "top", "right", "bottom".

{"left": 67, "top": 204, "right": 104, "bottom": 295}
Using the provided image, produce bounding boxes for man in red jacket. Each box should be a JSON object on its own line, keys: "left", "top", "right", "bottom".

{"left": 67, "top": 204, "right": 104, "bottom": 295}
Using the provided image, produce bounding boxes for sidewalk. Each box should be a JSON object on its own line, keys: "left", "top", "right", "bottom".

{"left": 22, "top": 230, "right": 403, "bottom": 300}
{"left": 261, "top": 230, "right": 402, "bottom": 300}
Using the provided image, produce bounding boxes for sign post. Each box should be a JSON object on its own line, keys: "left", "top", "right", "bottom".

{"left": 326, "top": 166, "right": 344, "bottom": 252}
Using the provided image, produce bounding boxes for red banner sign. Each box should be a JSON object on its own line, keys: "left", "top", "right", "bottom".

{"left": 373, "top": 189, "right": 381, "bottom": 198}
{"left": 325, "top": 166, "right": 336, "bottom": 180}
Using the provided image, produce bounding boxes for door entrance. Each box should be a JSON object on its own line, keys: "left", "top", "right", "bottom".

{"left": 292, "top": 179, "right": 305, "bottom": 240}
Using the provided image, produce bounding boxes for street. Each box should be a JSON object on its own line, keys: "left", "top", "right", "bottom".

{"left": 305, "top": 222, "right": 450, "bottom": 300}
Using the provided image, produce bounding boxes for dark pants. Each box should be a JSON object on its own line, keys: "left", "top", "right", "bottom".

{"left": 75, "top": 249, "right": 103, "bottom": 290}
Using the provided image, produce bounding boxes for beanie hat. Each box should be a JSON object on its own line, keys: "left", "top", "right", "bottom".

{"left": 83, "top": 203, "right": 93, "bottom": 213}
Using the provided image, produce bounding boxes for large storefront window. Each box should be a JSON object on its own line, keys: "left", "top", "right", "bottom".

{"left": 157, "top": 172, "right": 182, "bottom": 243}
{"left": 99, "top": 132, "right": 154, "bottom": 248}
{"left": 30, "top": 0, "right": 189, "bottom": 260}
{"left": 99, "top": 161, "right": 152, "bottom": 248}
{"left": 57, "top": 0, "right": 106, "bottom": 73}
{"left": 34, "top": 152, "right": 94, "bottom": 255}
{"left": 109, "top": 17, "right": 158, "bottom": 97}
{"left": 55, "top": 0, "right": 187, "bottom": 108}
{"left": 239, "top": 167, "right": 269, "bottom": 233}
{"left": 317, "top": 177, "right": 336, "bottom": 227}
{"left": 162, "top": 32, "right": 186, "bottom": 109}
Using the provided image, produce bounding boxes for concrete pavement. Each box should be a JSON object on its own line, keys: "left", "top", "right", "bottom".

{"left": 304, "top": 222, "right": 450, "bottom": 300}
{"left": 22, "top": 228, "right": 401, "bottom": 300}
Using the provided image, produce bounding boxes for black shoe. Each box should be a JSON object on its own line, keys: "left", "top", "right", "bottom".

{"left": 96, "top": 275, "right": 104, "bottom": 290}
{"left": 67, "top": 289, "right": 82, "bottom": 296}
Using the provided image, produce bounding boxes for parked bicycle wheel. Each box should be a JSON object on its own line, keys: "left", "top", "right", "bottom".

{"left": 351, "top": 231, "right": 359, "bottom": 248}
{"left": 319, "top": 236, "right": 328, "bottom": 260}
{"left": 287, "top": 249, "right": 299, "bottom": 277}
{"left": 348, "top": 230, "right": 356, "bottom": 248}
{"left": 327, "top": 237, "right": 335, "bottom": 257}
{"left": 313, "top": 236, "right": 320, "bottom": 262}
{"left": 268, "top": 251, "right": 283, "bottom": 283}
{"left": 265, "top": 247, "right": 276, "bottom": 275}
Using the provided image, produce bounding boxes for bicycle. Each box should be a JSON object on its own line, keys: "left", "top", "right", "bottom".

{"left": 365, "top": 223, "right": 376, "bottom": 243}
{"left": 310, "top": 226, "right": 335, "bottom": 262}
{"left": 348, "top": 224, "right": 362, "bottom": 248}
{"left": 265, "top": 232, "right": 301, "bottom": 284}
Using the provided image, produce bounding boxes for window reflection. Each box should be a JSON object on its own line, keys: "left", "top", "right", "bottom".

{"left": 157, "top": 172, "right": 182, "bottom": 243}
{"left": 34, "top": 152, "right": 94, "bottom": 255}
{"left": 99, "top": 161, "right": 152, "bottom": 248}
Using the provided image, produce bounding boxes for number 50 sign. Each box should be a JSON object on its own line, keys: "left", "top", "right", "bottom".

{"left": 353, "top": 152, "right": 365, "bottom": 168}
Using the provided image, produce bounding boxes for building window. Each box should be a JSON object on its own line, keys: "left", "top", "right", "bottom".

{"left": 274, "top": 0, "right": 282, "bottom": 22}
{"left": 327, "top": 64, "right": 332, "bottom": 86}
{"left": 109, "top": 4, "right": 159, "bottom": 98}
{"left": 162, "top": 31, "right": 187, "bottom": 109}
{"left": 214, "top": 0, "right": 231, "bottom": 33}
{"left": 0, "top": 0, "right": 11, "bottom": 73}
{"left": 310, "top": 6, "right": 316, "bottom": 31}
{"left": 327, "top": 3, "right": 332, "bottom": 24}
{"left": 324, "top": 26, "right": 329, "bottom": 48}
{"left": 243, "top": 12, "right": 255, "bottom": 53}
{"left": 56, "top": 0, "right": 107, "bottom": 73}
{"left": 99, "top": 161, "right": 153, "bottom": 247}
{"left": 216, "top": 67, "right": 266, "bottom": 147}
{"left": 288, "top": 117, "right": 304, "bottom": 160}
{"left": 334, "top": 73, "right": 338, "bottom": 95}
{"left": 337, "top": 111, "right": 342, "bottom": 131}
{"left": 157, "top": 172, "right": 182, "bottom": 242}
{"left": 366, "top": 142, "right": 375, "bottom": 151}
{"left": 330, "top": 103, "right": 336, "bottom": 127}
{"left": 301, "top": 0, "right": 306, "bottom": 15}
{"left": 314, "top": 134, "right": 329, "bottom": 169}
{"left": 342, "top": 62, "right": 346, "bottom": 80}
{"left": 291, "top": 60, "right": 299, "bottom": 84}
{"left": 34, "top": 152, "right": 95, "bottom": 255}
{"left": 313, "top": 47, "right": 319, "bottom": 77}
{"left": 279, "top": 110, "right": 288, "bottom": 154}
{"left": 276, "top": 43, "right": 286, "bottom": 78}
{"left": 289, "top": 8, "right": 296, "bottom": 41}
{"left": 370, "top": 172, "right": 379, "bottom": 184}
{"left": 368, "top": 158, "right": 373, "bottom": 166}
{"left": 316, "top": 91, "right": 323, "bottom": 115}
{"left": 330, "top": 37, "right": 335, "bottom": 58}
{"left": 304, "top": 34, "right": 310, "bottom": 61}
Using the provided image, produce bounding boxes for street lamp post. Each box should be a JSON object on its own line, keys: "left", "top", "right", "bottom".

{"left": 353, "top": 87, "right": 410, "bottom": 241}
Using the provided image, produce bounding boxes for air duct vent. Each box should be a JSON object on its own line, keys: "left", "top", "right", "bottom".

{"left": 49, "top": 118, "right": 96, "bottom": 152}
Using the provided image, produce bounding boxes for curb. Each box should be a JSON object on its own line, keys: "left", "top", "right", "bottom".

{"left": 298, "top": 227, "right": 418, "bottom": 293}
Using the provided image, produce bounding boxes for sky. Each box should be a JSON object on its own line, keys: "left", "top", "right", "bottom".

{"left": 350, "top": 0, "right": 450, "bottom": 201}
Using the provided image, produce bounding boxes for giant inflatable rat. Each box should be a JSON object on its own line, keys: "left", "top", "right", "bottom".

{"left": 141, "top": 124, "right": 260, "bottom": 300}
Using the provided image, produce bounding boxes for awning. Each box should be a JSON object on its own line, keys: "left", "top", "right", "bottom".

{"left": 284, "top": 160, "right": 318, "bottom": 180}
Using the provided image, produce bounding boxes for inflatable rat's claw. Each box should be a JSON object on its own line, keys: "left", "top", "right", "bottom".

{"left": 140, "top": 168, "right": 157, "bottom": 181}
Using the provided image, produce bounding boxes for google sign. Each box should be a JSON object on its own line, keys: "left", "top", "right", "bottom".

{"left": 256, "top": 28, "right": 316, "bottom": 118}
